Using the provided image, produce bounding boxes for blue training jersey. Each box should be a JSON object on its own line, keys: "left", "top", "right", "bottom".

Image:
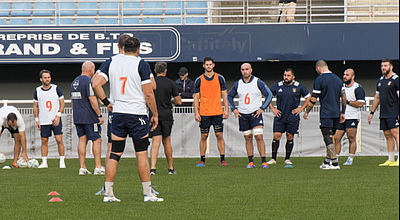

{"left": 270, "top": 80, "right": 310, "bottom": 122}
{"left": 71, "top": 75, "right": 99, "bottom": 124}
{"left": 376, "top": 73, "right": 399, "bottom": 118}
{"left": 312, "top": 72, "right": 343, "bottom": 119}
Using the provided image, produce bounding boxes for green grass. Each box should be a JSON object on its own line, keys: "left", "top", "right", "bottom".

{"left": 0, "top": 157, "right": 398, "bottom": 219}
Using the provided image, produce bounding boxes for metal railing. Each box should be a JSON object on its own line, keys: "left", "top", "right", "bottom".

{"left": 0, "top": 0, "right": 398, "bottom": 25}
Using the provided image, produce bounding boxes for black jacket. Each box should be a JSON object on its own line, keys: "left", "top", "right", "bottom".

{"left": 175, "top": 78, "right": 194, "bottom": 99}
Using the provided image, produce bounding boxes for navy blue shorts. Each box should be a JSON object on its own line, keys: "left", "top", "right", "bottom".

{"left": 273, "top": 118, "right": 299, "bottom": 134}
{"left": 337, "top": 119, "right": 359, "bottom": 130}
{"left": 150, "top": 120, "right": 173, "bottom": 137}
{"left": 380, "top": 118, "right": 399, "bottom": 131}
{"left": 40, "top": 120, "right": 63, "bottom": 138}
{"left": 107, "top": 112, "right": 113, "bottom": 143}
{"left": 199, "top": 115, "right": 223, "bottom": 133}
{"left": 320, "top": 118, "right": 340, "bottom": 129}
{"left": 75, "top": 124, "right": 101, "bottom": 141}
{"left": 239, "top": 113, "right": 263, "bottom": 131}
{"left": 112, "top": 113, "right": 149, "bottom": 140}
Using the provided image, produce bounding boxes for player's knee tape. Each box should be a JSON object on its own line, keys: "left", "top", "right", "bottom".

{"left": 133, "top": 138, "right": 150, "bottom": 152}
{"left": 321, "top": 128, "right": 333, "bottom": 146}
{"left": 242, "top": 130, "right": 252, "bottom": 136}
{"left": 109, "top": 153, "right": 121, "bottom": 162}
{"left": 201, "top": 128, "right": 210, "bottom": 134}
{"left": 252, "top": 128, "right": 264, "bottom": 136}
{"left": 111, "top": 140, "right": 126, "bottom": 153}
{"left": 214, "top": 125, "right": 223, "bottom": 133}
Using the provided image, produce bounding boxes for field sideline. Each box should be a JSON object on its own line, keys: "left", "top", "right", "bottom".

{"left": 0, "top": 157, "right": 398, "bottom": 219}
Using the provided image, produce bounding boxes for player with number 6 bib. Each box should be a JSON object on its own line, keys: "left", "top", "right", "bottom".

{"left": 228, "top": 63, "right": 273, "bottom": 168}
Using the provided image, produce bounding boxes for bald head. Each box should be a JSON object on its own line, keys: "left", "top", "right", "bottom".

{"left": 344, "top": 68, "right": 355, "bottom": 76}
{"left": 81, "top": 61, "right": 95, "bottom": 77}
{"left": 240, "top": 63, "right": 253, "bottom": 79}
{"left": 315, "top": 60, "right": 329, "bottom": 74}
{"left": 343, "top": 68, "right": 355, "bottom": 85}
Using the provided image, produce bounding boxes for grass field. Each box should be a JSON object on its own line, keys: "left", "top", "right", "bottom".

{"left": 0, "top": 157, "right": 398, "bottom": 219}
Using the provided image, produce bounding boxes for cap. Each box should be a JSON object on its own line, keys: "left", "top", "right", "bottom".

{"left": 178, "top": 67, "right": 188, "bottom": 76}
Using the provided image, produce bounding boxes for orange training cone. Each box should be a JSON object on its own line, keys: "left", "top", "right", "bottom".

{"left": 49, "top": 197, "right": 63, "bottom": 202}
{"left": 48, "top": 191, "right": 60, "bottom": 196}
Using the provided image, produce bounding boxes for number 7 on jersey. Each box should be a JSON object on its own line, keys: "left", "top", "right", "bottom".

{"left": 120, "top": 77, "right": 127, "bottom": 94}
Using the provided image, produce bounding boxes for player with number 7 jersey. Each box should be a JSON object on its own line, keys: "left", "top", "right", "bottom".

{"left": 92, "top": 36, "right": 162, "bottom": 203}
{"left": 228, "top": 63, "right": 273, "bottom": 168}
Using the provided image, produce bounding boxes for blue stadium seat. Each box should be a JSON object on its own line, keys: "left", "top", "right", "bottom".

{"left": 33, "top": 2, "right": 54, "bottom": 16}
{"left": 165, "top": 1, "right": 184, "bottom": 15}
{"left": 142, "top": 18, "right": 162, "bottom": 24}
{"left": 57, "top": 2, "right": 76, "bottom": 16}
{"left": 31, "top": 18, "right": 52, "bottom": 25}
{"left": 122, "top": 2, "right": 141, "bottom": 16}
{"left": 143, "top": 2, "right": 163, "bottom": 15}
{"left": 11, "top": 2, "right": 32, "bottom": 16}
{"left": 187, "top": 1, "right": 207, "bottom": 14}
{"left": 9, "top": 18, "right": 29, "bottom": 25}
{"left": 0, "top": 2, "right": 10, "bottom": 16}
{"left": 57, "top": 18, "right": 74, "bottom": 25}
{"left": 77, "top": 2, "right": 97, "bottom": 16}
{"left": 122, "top": 17, "right": 140, "bottom": 25}
{"left": 76, "top": 18, "right": 96, "bottom": 25}
{"left": 164, "top": 17, "right": 182, "bottom": 24}
{"left": 99, "top": 2, "right": 119, "bottom": 16}
{"left": 0, "top": 19, "right": 7, "bottom": 25}
{"left": 186, "top": 17, "right": 206, "bottom": 24}
{"left": 98, "top": 18, "right": 118, "bottom": 25}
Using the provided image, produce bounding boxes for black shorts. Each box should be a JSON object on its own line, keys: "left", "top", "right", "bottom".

{"left": 199, "top": 115, "right": 223, "bottom": 133}
{"left": 149, "top": 120, "right": 173, "bottom": 138}
{"left": 380, "top": 118, "right": 399, "bottom": 131}
{"left": 75, "top": 124, "right": 101, "bottom": 141}
{"left": 112, "top": 113, "right": 149, "bottom": 139}
{"left": 273, "top": 118, "right": 299, "bottom": 134}
{"left": 337, "top": 119, "right": 359, "bottom": 130}
{"left": 1, "top": 126, "right": 19, "bottom": 137}
{"left": 40, "top": 120, "right": 63, "bottom": 138}
{"left": 238, "top": 113, "right": 263, "bottom": 132}
{"left": 107, "top": 112, "right": 113, "bottom": 143}
{"left": 320, "top": 118, "right": 340, "bottom": 129}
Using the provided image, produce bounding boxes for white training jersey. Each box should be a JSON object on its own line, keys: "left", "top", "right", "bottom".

{"left": 236, "top": 76, "right": 266, "bottom": 114}
{"left": 97, "top": 54, "right": 152, "bottom": 115}
{"left": 0, "top": 106, "right": 25, "bottom": 131}
{"left": 34, "top": 84, "right": 64, "bottom": 125}
{"left": 343, "top": 82, "right": 366, "bottom": 120}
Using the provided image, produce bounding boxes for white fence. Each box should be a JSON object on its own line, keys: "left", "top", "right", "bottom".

{"left": 0, "top": 97, "right": 388, "bottom": 159}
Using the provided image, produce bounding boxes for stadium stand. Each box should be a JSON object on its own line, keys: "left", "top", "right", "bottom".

{"left": 0, "top": 1, "right": 398, "bottom": 26}
{"left": 0, "top": 2, "right": 10, "bottom": 17}
{"left": 76, "top": 2, "right": 97, "bottom": 16}
{"left": 31, "top": 18, "right": 53, "bottom": 25}
{"left": 32, "top": 2, "right": 54, "bottom": 16}
{"left": 98, "top": 2, "right": 119, "bottom": 16}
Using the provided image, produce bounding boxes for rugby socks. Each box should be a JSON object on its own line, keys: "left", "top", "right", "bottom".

{"left": 285, "top": 140, "right": 294, "bottom": 160}
{"left": 200, "top": 155, "right": 206, "bottom": 163}
{"left": 59, "top": 156, "right": 65, "bottom": 164}
{"left": 248, "top": 155, "right": 254, "bottom": 163}
{"left": 388, "top": 151, "right": 395, "bottom": 161}
{"left": 42, "top": 157, "right": 47, "bottom": 165}
{"left": 348, "top": 154, "right": 355, "bottom": 160}
{"left": 220, "top": 155, "right": 225, "bottom": 162}
{"left": 271, "top": 139, "right": 279, "bottom": 160}
{"left": 324, "top": 158, "right": 331, "bottom": 164}
{"left": 261, "top": 157, "right": 266, "bottom": 163}
{"left": 105, "top": 181, "right": 114, "bottom": 197}
{"left": 331, "top": 158, "right": 339, "bottom": 166}
{"left": 142, "top": 181, "right": 151, "bottom": 196}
